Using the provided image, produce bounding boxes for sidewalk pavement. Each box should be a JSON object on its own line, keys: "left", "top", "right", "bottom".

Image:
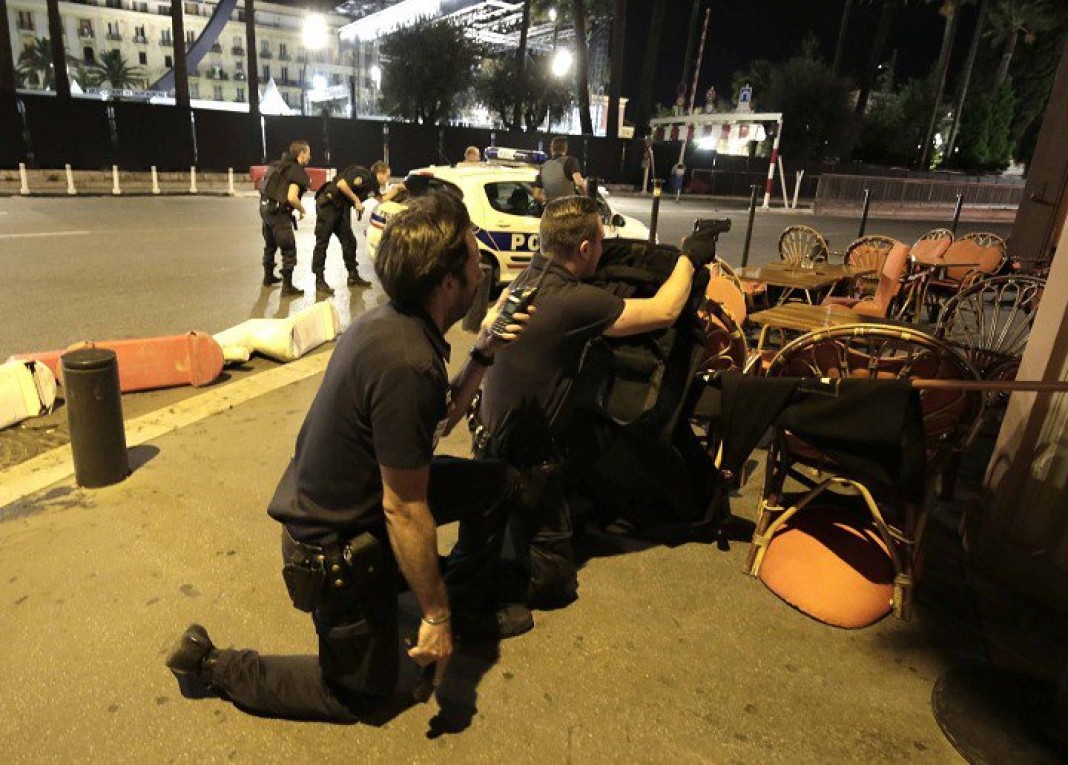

{"left": 3, "top": 325, "right": 1058, "bottom": 763}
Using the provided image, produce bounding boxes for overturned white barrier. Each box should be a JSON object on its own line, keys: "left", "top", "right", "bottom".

{"left": 213, "top": 301, "right": 341, "bottom": 363}
{"left": 0, "top": 359, "right": 58, "bottom": 430}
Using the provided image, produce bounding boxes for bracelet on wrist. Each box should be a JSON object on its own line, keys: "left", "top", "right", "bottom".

{"left": 421, "top": 611, "right": 451, "bottom": 627}
{"left": 469, "top": 347, "right": 495, "bottom": 367}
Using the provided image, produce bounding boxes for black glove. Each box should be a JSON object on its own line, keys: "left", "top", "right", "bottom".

{"left": 681, "top": 228, "right": 720, "bottom": 270}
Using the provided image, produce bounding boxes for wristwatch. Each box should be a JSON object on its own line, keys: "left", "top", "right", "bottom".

{"left": 469, "top": 347, "right": 494, "bottom": 367}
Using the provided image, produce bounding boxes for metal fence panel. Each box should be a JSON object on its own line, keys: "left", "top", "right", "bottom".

{"left": 195, "top": 109, "right": 262, "bottom": 172}
{"left": 113, "top": 102, "right": 194, "bottom": 171}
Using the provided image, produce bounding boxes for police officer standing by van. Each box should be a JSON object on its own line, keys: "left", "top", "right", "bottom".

{"left": 260, "top": 140, "right": 312, "bottom": 296}
{"left": 532, "top": 136, "right": 587, "bottom": 205}
{"left": 311, "top": 160, "right": 398, "bottom": 295}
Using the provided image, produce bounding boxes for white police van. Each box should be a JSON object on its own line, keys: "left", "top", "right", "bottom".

{"left": 365, "top": 147, "right": 651, "bottom": 287}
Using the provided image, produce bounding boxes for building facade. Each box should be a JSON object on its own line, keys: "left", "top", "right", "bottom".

{"left": 6, "top": 0, "right": 383, "bottom": 114}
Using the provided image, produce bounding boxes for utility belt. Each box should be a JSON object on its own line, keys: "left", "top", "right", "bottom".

{"left": 260, "top": 196, "right": 289, "bottom": 215}
{"left": 281, "top": 526, "right": 384, "bottom": 613}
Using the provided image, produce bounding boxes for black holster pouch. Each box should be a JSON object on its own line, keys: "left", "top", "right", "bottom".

{"left": 282, "top": 555, "right": 326, "bottom": 613}
{"left": 282, "top": 528, "right": 383, "bottom": 613}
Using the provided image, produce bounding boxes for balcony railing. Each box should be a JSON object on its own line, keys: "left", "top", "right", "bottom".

{"left": 106, "top": 32, "right": 123, "bottom": 41}
{"left": 17, "top": 21, "right": 35, "bottom": 31}
{"left": 259, "top": 50, "right": 272, "bottom": 59}
{"left": 231, "top": 46, "right": 244, "bottom": 56}
{"left": 133, "top": 35, "right": 148, "bottom": 44}
{"left": 278, "top": 53, "right": 290, "bottom": 61}
{"left": 160, "top": 38, "right": 173, "bottom": 46}
{"left": 234, "top": 72, "right": 246, "bottom": 81}
{"left": 79, "top": 28, "right": 94, "bottom": 38}
{"left": 211, "top": 43, "right": 222, "bottom": 53}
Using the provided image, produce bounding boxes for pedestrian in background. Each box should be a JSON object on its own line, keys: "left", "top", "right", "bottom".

{"left": 532, "top": 136, "right": 587, "bottom": 205}
{"left": 459, "top": 146, "right": 481, "bottom": 165}
{"left": 311, "top": 160, "right": 397, "bottom": 294}
{"left": 259, "top": 140, "right": 311, "bottom": 296}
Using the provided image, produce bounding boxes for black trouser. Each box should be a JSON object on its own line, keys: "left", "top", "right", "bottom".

{"left": 260, "top": 203, "right": 297, "bottom": 273}
{"left": 312, "top": 201, "right": 359, "bottom": 276}
{"left": 208, "top": 456, "right": 513, "bottom": 722}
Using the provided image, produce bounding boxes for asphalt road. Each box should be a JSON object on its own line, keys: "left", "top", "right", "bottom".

{"left": 0, "top": 194, "right": 1011, "bottom": 360}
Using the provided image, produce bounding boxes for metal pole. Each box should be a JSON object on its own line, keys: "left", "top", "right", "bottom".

{"left": 950, "top": 192, "right": 964, "bottom": 234}
{"left": 741, "top": 183, "right": 758, "bottom": 267}
{"left": 762, "top": 118, "right": 782, "bottom": 209}
{"left": 858, "top": 187, "right": 871, "bottom": 237}
{"left": 61, "top": 348, "right": 128, "bottom": 488}
{"left": 648, "top": 179, "right": 663, "bottom": 244}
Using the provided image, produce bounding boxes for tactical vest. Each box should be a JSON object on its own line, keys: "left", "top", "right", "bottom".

{"left": 539, "top": 156, "right": 575, "bottom": 200}
{"left": 261, "top": 158, "right": 296, "bottom": 207}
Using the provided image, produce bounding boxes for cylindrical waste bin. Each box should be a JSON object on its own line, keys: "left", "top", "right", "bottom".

{"left": 61, "top": 348, "right": 128, "bottom": 488}
{"left": 461, "top": 263, "right": 494, "bottom": 333}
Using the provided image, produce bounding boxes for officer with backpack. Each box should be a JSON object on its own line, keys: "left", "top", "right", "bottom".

{"left": 310, "top": 160, "right": 395, "bottom": 295}
{"left": 532, "top": 137, "right": 587, "bottom": 205}
{"left": 473, "top": 196, "right": 721, "bottom": 608}
{"left": 260, "top": 140, "right": 312, "bottom": 296}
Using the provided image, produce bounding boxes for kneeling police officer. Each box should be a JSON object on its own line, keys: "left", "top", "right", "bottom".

{"left": 167, "top": 191, "right": 535, "bottom": 722}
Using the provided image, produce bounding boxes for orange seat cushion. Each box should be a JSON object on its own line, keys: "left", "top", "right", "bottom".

{"left": 759, "top": 504, "right": 894, "bottom": 628}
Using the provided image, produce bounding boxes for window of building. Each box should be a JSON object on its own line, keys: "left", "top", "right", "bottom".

{"left": 235, "top": 59, "right": 243, "bottom": 71}
{"left": 17, "top": 11, "right": 34, "bottom": 31}
{"left": 134, "top": 25, "right": 146, "bottom": 42}
{"left": 279, "top": 42, "right": 288, "bottom": 59}
{"left": 191, "top": 83, "right": 199, "bottom": 98}
{"left": 262, "top": 65, "right": 270, "bottom": 80}
{"left": 280, "top": 66, "right": 288, "bottom": 83}
{"left": 186, "top": 30, "right": 195, "bottom": 44}
{"left": 282, "top": 91, "right": 291, "bottom": 106}
{"left": 78, "top": 20, "right": 93, "bottom": 37}
{"left": 260, "top": 40, "right": 270, "bottom": 54}
{"left": 184, "top": 1, "right": 198, "bottom": 13}
{"left": 236, "top": 87, "right": 245, "bottom": 101}
{"left": 331, "top": 73, "right": 341, "bottom": 86}
{"left": 83, "top": 47, "right": 95, "bottom": 62}
{"left": 165, "top": 54, "right": 173, "bottom": 67}
{"left": 106, "top": 21, "right": 120, "bottom": 39}
{"left": 213, "top": 85, "right": 223, "bottom": 100}
{"left": 161, "top": 29, "right": 172, "bottom": 44}
{"left": 233, "top": 36, "right": 241, "bottom": 46}
{"left": 135, "top": 2, "right": 148, "bottom": 12}
{"left": 138, "top": 51, "right": 147, "bottom": 65}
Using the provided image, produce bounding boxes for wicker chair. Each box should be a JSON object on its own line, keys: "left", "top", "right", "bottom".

{"left": 921, "top": 232, "right": 1009, "bottom": 321}
{"left": 840, "top": 235, "right": 898, "bottom": 298}
{"left": 778, "top": 225, "right": 830, "bottom": 267}
{"left": 747, "top": 324, "right": 983, "bottom": 620}
{"left": 716, "top": 259, "right": 767, "bottom": 314}
{"left": 910, "top": 228, "right": 954, "bottom": 264}
{"left": 823, "top": 240, "right": 910, "bottom": 318}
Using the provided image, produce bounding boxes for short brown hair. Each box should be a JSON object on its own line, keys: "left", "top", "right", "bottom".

{"left": 539, "top": 196, "right": 601, "bottom": 261}
{"left": 288, "top": 140, "right": 310, "bottom": 158}
{"left": 374, "top": 191, "right": 472, "bottom": 309}
{"left": 550, "top": 136, "right": 568, "bottom": 156}
{"left": 464, "top": 146, "right": 480, "bottom": 161}
{"left": 370, "top": 160, "right": 390, "bottom": 176}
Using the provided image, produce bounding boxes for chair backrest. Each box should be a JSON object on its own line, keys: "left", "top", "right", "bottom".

{"left": 869, "top": 243, "right": 913, "bottom": 313}
{"left": 935, "top": 274, "right": 1045, "bottom": 379}
{"left": 955, "top": 232, "right": 1008, "bottom": 278}
{"left": 699, "top": 297, "right": 748, "bottom": 374}
{"left": 778, "top": 225, "right": 829, "bottom": 267}
{"left": 844, "top": 235, "right": 897, "bottom": 274}
{"left": 705, "top": 274, "right": 748, "bottom": 324}
{"left": 766, "top": 324, "right": 983, "bottom": 470}
{"left": 911, "top": 229, "right": 953, "bottom": 264}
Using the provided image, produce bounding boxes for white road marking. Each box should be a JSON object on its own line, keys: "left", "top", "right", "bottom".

{"left": 0, "top": 350, "right": 331, "bottom": 513}
{"left": 0, "top": 231, "right": 91, "bottom": 239}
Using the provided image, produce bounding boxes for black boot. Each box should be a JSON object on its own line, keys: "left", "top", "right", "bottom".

{"left": 280, "top": 271, "right": 302, "bottom": 297}
{"left": 314, "top": 272, "right": 335, "bottom": 296}
{"left": 347, "top": 271, "right": 372, "bottom": 288}
{"left": 166, "top": 623, "right": 220, "bottom": 697}
{"left": 262, "top": 266, "right": 281, "bottom": 287}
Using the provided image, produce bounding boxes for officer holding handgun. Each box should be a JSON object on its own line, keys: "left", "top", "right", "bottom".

{"left": 167, "top": 191, "right": 536, "bottom": 722}
{"left": 475, "top": 196, "right": 723, "bottom": 608}
{"left": 259, "top": 140, "right": 311, "bottom": 296}
{"left": 311, "top": 160, "right": 398, "bottom": 295}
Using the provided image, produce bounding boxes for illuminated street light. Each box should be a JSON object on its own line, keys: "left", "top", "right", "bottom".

{"left": 551, "top": 48, "right": 572, "bottom": 78}
{"left": 369, "top": 64, "right": 382, "bottom": 88}
{"left": 548, "top": 7, "right": 557, "bottom": 21}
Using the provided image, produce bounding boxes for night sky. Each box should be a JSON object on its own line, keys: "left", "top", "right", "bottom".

{"left": 622, "top": 0, "right": 965, "bottom": 110}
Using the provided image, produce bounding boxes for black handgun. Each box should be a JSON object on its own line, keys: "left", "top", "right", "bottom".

{"left": 693, "top": 217, "right": 732, "bottom": 237}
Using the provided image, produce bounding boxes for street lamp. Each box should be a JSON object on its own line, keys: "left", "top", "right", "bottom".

{"left": 301, "top": 14, "right": 328, "bottom": 115}
{"left": 551, "top": 48, "right": 572, "bottom": 78}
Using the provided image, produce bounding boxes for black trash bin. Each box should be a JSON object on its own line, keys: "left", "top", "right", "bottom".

{"left": 61, "top": 348, "right": 129, "bottom": 488}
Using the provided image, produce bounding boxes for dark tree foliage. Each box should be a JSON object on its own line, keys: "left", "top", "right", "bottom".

{"left": 478, "top": 54, "right": 572, "bottom": 131}
{"left": 380, "top": 21, "right": 482, "bottom": 124}
{"left": 953, "top": 82, "right": 1014, "bottom": 171}
{"left": 853, "top": 76, "right": 936, "bottom": 165}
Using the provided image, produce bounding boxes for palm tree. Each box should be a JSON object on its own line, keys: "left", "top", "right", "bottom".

{"left": 45, "top": 0, "right": 69, "bottom": 98}
{"left": 16, "top": 37, "right": 55, "bottom": 89}
{"left": 89, "top": 50, "right": 145, "bottom": 89}
{"left": 919, "top": 0, "right": 968, "bottom": 167}
{"left": 605, "top": 0, "right": 626, "bottom": 138}
{"left": 633, "top": 0, "right": 667, "bottom": 137}
{"left": 245, "top": 0, "right": 259, "bottom": 114}
{"left": 571, "top": 0, "right": 594, "bottom": 134}
{"left": 944, "top": 0, "right": 989, "bottom": 162}
{"left": 855, "top": 0, "right": 902, "bottom": 114}
{"left": 832, "top": 0, "right": 855, "bottom": 76}
{"left": 0, "top": 0, "right": 16, "bottom": 94}
{"left": 513, "top": 0, "right": 532, "bottom": 129}
{"left": 987, "top": 0, "right": 1057, "bottom": 89}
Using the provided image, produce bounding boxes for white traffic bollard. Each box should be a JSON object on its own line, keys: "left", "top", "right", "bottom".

{"left": 112, "top": 165, "right": 121, "bottom": 195}
{"left": 227, "top": 168, "right": 235, "bottom": 196}
{"left": 189, "top": 166, "right": 198, "bottom": 194}
{"left": 66, "top": 164, "right": 76, "bottom": 195}
{"left": 151, "top": 166, "right": 160, "bottom": 195}
{"left": 18, "top": 163, "right": 29, "bottom": 195}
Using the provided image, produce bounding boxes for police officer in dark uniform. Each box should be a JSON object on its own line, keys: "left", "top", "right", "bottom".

{"left": 260, "top": 140, "right": 312, "bottom": 296}
{"left": 532, "top": 136, "right": 587, "bottom": 205}
{"left": 311, "top": 160, "right": 398, "bottom": 295}
{"left": 166, "top": 191, "right": 536, "bottom": 722}
{"left": 475, "top": 196, "right": 719, "bottom": 608}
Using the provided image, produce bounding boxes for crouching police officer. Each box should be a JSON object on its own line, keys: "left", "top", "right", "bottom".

{"left": 311, "top": 160, "right": 398, "bottom": 295}
{"left": 166, "top": 191, "right": 536, "bottom": 723}
{"left": 260, "top": 140, "right": 312, "bottom": 296}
